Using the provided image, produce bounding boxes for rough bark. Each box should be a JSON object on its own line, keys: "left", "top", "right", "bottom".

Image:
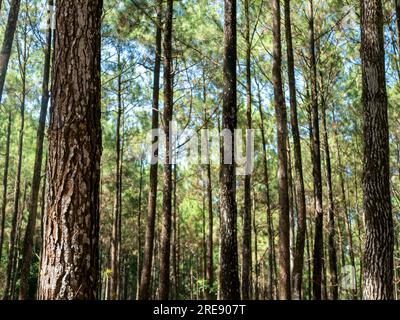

{"left": 38, "top": 0, "right": 102, "bottom": 300}
{"left": 138, "top": 0, "right": 162, "bottom": 301}
{"left": 0, "top": 0, "right": 21, "bottom": 103}
{"left": 159, "top": 0, "right": 174, "bottom": 300}
{"left": 272, "top": 0, "right": 291, "bottom": 300}
{"left": 360, "top": 0, "right": 394, "bottom": 300}
{"left": 219, "top": 0, "right": 240, "bottom": 300}
{"left": 19, "top": 1, "right": 53, "bottom": 299}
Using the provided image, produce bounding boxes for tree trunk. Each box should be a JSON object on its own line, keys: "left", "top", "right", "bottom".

{"left": 200, "top": 71, "right": 214, "bottom": 300}
{"left": 159, "top": 0, "right": 174, "bottom": 300}
{"left": 333, "top": 110, "right": 357, "bottom": 299}
{"left": 308, "top": 0, "right": 324, "bottom": 301}
{"left": 0, "top": 110, "right": 12, "bottom": 264}
{"left": 272, "top": 0, "right": 291, "bottom": 300}
{"left": 252, "top": 193, "right": 259, "bottom": 299}
{"left": 110, "top": 46, "right": 122, "bottom": 300}
{"left": 241, "top": 0, "right": 252, "bottom": 301}
{"left": 0, "top": 0, "right": 21, "bottom": 103}
{"left": 284, "top": 0, "right": 307, "bottom": 300}
{"left": 219, "top": 0, "right": 240, "bottom": 300}
{"left": 3, "top": 30, "right": 27, "bottom": 299}
{"left": 38, "top": 0, "right": 102, "bottom": 299}
{"left": 136, "top": 159, "right": 144, "bottom": 299}
{"left": 172, "top": 165, "right": 178, "bottom": 299}
{"left": 321, "top": 93, "right": 338, "bottom": 300}
{"left": 19, "top": 0, "right": 53, "bottom": 299}
{"left": 257, "top": 83, "right": 274, "bottom": 300}
{"left": 11, "top": 181, "right": 27, "bottom": 299}
{"left": 138, "top": 0, "right": 162, "bottom": 301}
{"left": 360, "top": 0, "right": 394, "bottom": 300}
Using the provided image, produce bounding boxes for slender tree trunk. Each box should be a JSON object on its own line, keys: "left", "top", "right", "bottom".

{"left": 0, "top": 110, "right": 11, "bottom": 264}
{"left": 201, "top": 177, "right": 206, "bottom": 298}
{"left": 253, "top": 194, "right": 258, "bottom": 300}
{"left": 110, "top": 46, "right": 122, "bottom": 300}
{"left": 360, "top": 0, "right": 394, "bottom": 300}
{"left": 219, "top": 0, "right": 240, "bottom": 300}
{"left": 287, "top": 142, "right": 296, "bottom": 273}
{"left": 139, "top": 0, "right": 162, "bottom": 300}
{"left": 11, "top": 181, "right": 27, "bottom": 299}
{"left": 285, "top": 0, "right": 307, "bottom": 300}
{"left": 305, "top": 216, "right": 312, "bottom": 300}
{"left": 36, "top": 155, "right": 47, "bottom": 299}
{"left": 321, "top": 95, "right": 338, "bottom": 300}
{"left": 352, "top": 142, "right": 364, "bottom": 299}
{"left": 241, "top": 0, "right": 252, "bottom": 301}
{"left": 308, "top": 0, "right": 324, "bottom": 300}
{"left": 38, "top": 0, "right": 102, "bottom": 299}
{"left": 136, "top": 159, "right": 144, "bottom": 299}
{"left": 0, "top": 0, "right": 21, "bottom": 103}
{"left": 172, "top": 165, "right": 178, "bottom": 299}
{"left": 332, "top": 110, "right": 357, "bottom": 299}
{"left": 272, "top": 0, "right": 291, "bottom": 300}
{"left": 257, "top": 84, "right": 274, "bottom": 300}
{"left": 3, "top": 31, "right": 27, "bottom": 299}
{"left": 19, "top": 1, "right": 53, "bottom": 299}
{"left": 201, "top": 72, "right": 214, "bottom": 300}
{"left": 159, "top": 0, "right": 174, "bottom": 300}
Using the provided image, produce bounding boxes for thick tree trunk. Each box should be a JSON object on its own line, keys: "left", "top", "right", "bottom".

{"left": 308, "top": 0, "right": 324, "bottom": 301}
{"left": 0, "top": 0, "right": 21, "bottom": 103}
{"left": 38, "top": 0, "right": 102, "bottom": 300}
{"left": 241, "top": 0, "right": 252, "bottom": 301}
{"left": 272, "top": 0, "right": 291, "bottom": 300}
{"left": 138, "top": 0, "right": 162, "bottom": 301}
{"left": 284, "top": 0, "right": 307, "bottom": 300}
{"left": 0, "top": 110, "right": 11, "bottom": 264}
{"left": 19, "top": 1, "right": 53, "bottom": 299}
{"left": 360, "top": 0, "right": 394, "bottom": 300}
{"left": 219, "top": 0, "right": 240, "bottom": 300}
{"left": 159, "top": 0, "right": 174, "bottom": 300}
